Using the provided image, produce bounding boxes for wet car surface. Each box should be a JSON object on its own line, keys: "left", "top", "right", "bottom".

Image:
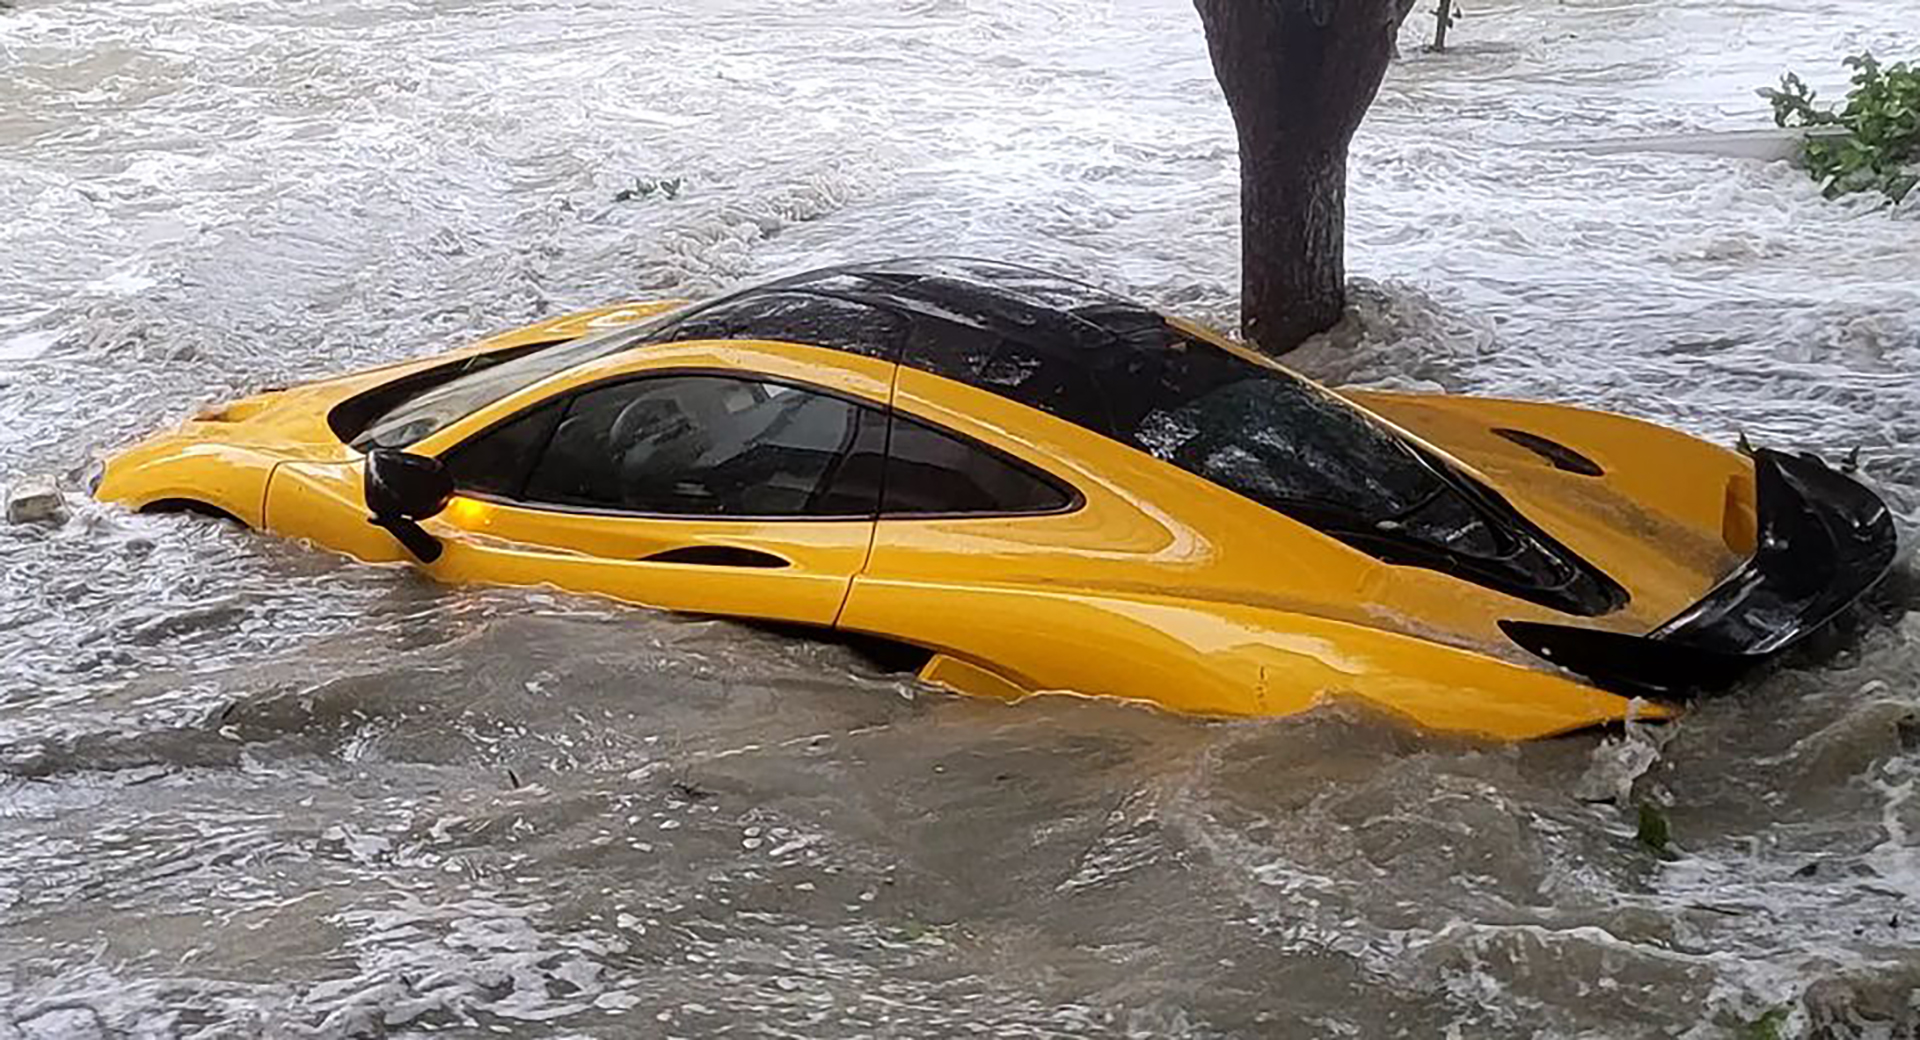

{"left": 2, "top": 0, "right": 1918, "bottom": 1035}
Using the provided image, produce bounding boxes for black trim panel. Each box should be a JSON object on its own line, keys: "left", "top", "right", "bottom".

{"left": 1502, "top": 449, "right": 1898, "bottom": 697}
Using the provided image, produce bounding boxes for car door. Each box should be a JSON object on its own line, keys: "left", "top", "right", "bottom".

{"left": 421, "top": 371, "right": 888, "bottom": 627}
{"left": 836, "top": 387, "right": 1100, "bottom": 689}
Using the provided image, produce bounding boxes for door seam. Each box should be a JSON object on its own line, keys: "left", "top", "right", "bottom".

{"left": 260, "top": 460, "right": 289, "bottom": 528}
{"left": 833, "top": 363, "right": 900, "bottom": 628}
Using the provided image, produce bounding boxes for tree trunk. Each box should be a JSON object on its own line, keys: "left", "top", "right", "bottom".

{"left": 1194, "top": 0, "right": 1399, "bottom": 354}
{"left": 1432, "top": 0, "right": 1454, "bottom": 52}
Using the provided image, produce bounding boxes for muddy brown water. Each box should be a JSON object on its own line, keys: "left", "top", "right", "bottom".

{"left": 2, "top": 0, "right": 1919, "bottom": 1036}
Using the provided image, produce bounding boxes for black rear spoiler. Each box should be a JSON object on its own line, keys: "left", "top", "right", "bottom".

{"left": 1501, "top": 448, "right": 1898, "bottom": 698}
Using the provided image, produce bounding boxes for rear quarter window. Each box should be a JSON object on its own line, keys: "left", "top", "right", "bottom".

{"left": 881, "top": 416, "right": 1074, "bottom": 517}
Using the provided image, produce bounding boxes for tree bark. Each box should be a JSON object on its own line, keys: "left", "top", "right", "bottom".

{"left": 1194, "top": 0, "right": 1399, "bottom": 354}
{"left": 1432, "top": 0, "right": 1454, "bottom": 52}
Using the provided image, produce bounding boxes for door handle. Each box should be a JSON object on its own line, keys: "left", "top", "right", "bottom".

{"left": 639, "top": 545, "right": 790, "bottom": 569}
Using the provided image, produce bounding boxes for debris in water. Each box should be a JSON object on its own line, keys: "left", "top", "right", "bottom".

{"left": 4, "top": 477, "right": 66, "bottom": 525}
{"left": 613, "top": 176, "right": 684, "bottom": 203}
{"left": 1574, "top": 719, "right": 1667, "bottom": 804}
{"left": 670, "top": 780, "right": 714, "bottom": 802}
{"left": 1636, "top": 801, "right": 1675, "bottom": 857}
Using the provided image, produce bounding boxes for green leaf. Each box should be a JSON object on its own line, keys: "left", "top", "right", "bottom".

{"left": 1764, "top": 50, "right": 1920, "bottom": 203}
{"left": 1742, "top": 1006, "right": 1791, "bottom": 1040}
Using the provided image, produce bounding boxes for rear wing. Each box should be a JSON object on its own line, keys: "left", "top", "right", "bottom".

{"left": 1501, "top": 448, "right": 1898, "bottom": 697}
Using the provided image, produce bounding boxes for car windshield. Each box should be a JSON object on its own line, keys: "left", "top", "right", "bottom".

{"left": 353, "top": 317, "right": 675, "bottom": 450}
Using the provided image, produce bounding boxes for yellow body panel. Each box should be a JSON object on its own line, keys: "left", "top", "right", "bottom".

{"left": 890, "top": 584, "right": 1657, "bottom": 734}
{"left": 1344, "top": 390, "right": 1750, "bottom": 619}
{"left": 266, "top": 452, "right": 871, "bottom": 626}
{"left": 256, "top": 341, "right": 896, "bottom": 627}
{"left": 838, "top": 370, "right": 1683, "bottom": 737}
{"left": 99, "top": 300, "right": 1736, "bottom": 740}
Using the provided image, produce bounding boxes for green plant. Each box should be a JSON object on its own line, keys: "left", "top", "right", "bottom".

{"left": 1759, "top": 53, "right": 1920, "bottom": 204}
{"left": 1742, "top": 1005, "right": 1791, "bottom": 1040}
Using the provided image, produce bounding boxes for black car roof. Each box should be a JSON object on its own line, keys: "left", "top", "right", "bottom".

{"left": 648, "top": 256, "right": 1192, "bottom": 441}
{"left": 686, "top": 259, "right": 1625, "bottom": 616}
{"left": 600, "top": 258, "right": 1624, "bottom": 616}
{"left": 759, "top": 256, "right": 1148, "bottom": 330}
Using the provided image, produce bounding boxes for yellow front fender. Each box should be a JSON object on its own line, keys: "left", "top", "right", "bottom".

{"left": 96, "top": 434, "right": 279, "bottom": 526}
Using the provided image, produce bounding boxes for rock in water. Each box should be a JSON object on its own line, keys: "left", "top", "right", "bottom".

{"left": 5, "top": 478, "right": 68, "bottom": 525}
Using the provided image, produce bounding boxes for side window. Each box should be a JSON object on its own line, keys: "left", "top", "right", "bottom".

{"left": 517, "top": 375, "right": 883, "bottom": 517}
{"left": 882, "top": 416, "right": 1074, "bottom": 517}
{"left": 442, "top": 400, "right": 563, "bottom": 499}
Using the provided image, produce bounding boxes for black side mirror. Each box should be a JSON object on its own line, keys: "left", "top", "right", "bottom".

{"left": 364, "top": 449, "right": 453, "bottom": 563}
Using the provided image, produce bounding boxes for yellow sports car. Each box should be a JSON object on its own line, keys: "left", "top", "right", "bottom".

{"left": 95, "top": 258, "right": 1897, "bottom": 739}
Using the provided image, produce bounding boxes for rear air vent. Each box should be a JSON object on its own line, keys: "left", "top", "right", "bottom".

{"left": 1492, "top": 428, "right": 1604, "bottom": 477}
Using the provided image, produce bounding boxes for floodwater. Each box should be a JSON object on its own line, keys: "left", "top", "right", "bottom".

{"left": 3, "top": 0, "right": 1918, "bottom": 1035}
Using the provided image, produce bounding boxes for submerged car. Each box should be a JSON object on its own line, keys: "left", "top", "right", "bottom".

{"left": 97, "top": 258, "right": 1897, "bottom": 739}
